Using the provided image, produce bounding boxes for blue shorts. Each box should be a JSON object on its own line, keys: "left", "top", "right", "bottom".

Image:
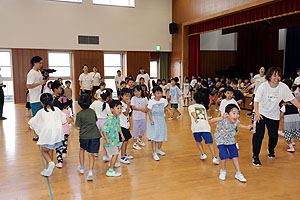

{"left": 80, "top": 138, "right": 100, "bottom": 153}
{"left": 42, "top": 142, "right": 62, "bottom": 150}
{"left": 193, "top": 132, "right": 213, "bottom": 144}
{"left": 30, "top": 102, "right": 42, "bottom": 117}
{"left": 217, "top": 144, "right": 239, "bottom": 160}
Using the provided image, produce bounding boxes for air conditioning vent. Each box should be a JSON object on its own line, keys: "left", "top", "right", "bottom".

{"left": 78, "top": 35, "right": 99, "bottom": 45}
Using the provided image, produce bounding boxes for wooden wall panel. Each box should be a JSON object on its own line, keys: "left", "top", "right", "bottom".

{"left": 127, "top": 52, "right": 150, "bottom": 80}
{"left": 72, "top": 50, "right": 104, "bottom": 100}
{"left": 12, "top": 49, "right": 48, "bottom": 104}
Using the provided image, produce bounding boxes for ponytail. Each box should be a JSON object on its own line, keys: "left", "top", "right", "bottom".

{"left": 40, "top": 93, "right": 55, "bottom": 112}
{"left": 100, "top": 89, "right": 111, "bottom": 111}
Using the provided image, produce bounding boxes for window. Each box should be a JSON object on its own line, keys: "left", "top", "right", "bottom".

{"left": 50, "top": 0, "right": 82, "bottom": 3}
{"left": 150, "top": 60, "right": 159, "bottom": 84}
{"left": 93, "top": 0, "right": 135, "bottom": 7}
{"left": 0, "top": 50, "right": 14, "bottom": 101}
{"left": 48, "top": 52, "right": 72, "bottom": 80}
{"left": 104, "top": 53, "right": 122, "bottom": 95}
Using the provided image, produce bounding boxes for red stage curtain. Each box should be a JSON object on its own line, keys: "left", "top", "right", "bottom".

{"left": 189, "top": 34, "right": 200, "bottom": 78}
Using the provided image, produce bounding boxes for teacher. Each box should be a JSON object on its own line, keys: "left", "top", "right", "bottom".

{"left": 0, "top": 68, "right": 6, "bottom": 120}
{"left": 136, "top": 67, "right": 150, "bottom": 91}
{"left": 79, "top": 65, "right": 93, "bottom": 97}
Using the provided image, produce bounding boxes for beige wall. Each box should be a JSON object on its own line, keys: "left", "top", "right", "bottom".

{"left": 0, "top": 0, "right": 172, "bottom": 51}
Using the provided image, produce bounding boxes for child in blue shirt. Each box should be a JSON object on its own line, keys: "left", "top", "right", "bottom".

{"left": 168, "top": 78, "right": 183, "bottom": 120}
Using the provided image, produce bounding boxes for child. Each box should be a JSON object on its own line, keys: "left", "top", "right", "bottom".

{"left": 90, "top": 89, "right": 111, "bottom": 160}
{"left": 119, "top": 88, "right": 134, "bottom": 164}
{"left": 147, "top": 86, "right": 172, "bottom": 161}
{"left": 43, "top": 81, "right": 53, "bottom": 94}
{"left": 210, "top": 104, "right": 251, "bottom": 182}
{"left": 127, "top": 78, "right": 135, "bottom": 97}
{"left": 102, "top": 100, "right": 125, "bottom": 177}
{"left": 189, "top": 92, "right": 219, "bottom": 164}
{"left": 160, "top": 79, "right": 169, "bottom": 99}
{"left": 94, "top": 82, "right": 106, "bottom": 100}
{"left": 120, "top": 81, "right": 127, "bottom": 90}
{"left": 64, "top": 80, "right": 73, "bottom": 114}
{"left": 58, "top": 78, "right": 65, "bottom": 89}
{"left": 51, "top": 80, "right": 62, "bottom": 98}
{"left": 139, "top": 77, "right": 149, "bottom": 98}
{"left": 182, "top": 77, "right": 191, "bottom": 107}
{"left": 75, "top": 94, "right": 101, "bottom": 181}
{"left": 131, "top": 85, "right": 148, "bottom": 150}
{"left": 27, "top": 93, "right": 66, "bottom": 177}
{"left": 25, "top": 90, "right": 31, "bottom": 117}
{"left": 168, "top": 78, "right": 183, "bottom": 120}
{"left": 218, "top": 87, "right": 240, "bottom": 149}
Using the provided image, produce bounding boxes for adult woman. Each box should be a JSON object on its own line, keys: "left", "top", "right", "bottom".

{"left": 252, "top": 67, "right": 300, "bottom": 166}
{"left": 79, "top": 65, "right": 93, "bottom": 97}
{"left": 90, "top": 66, "right": 101, "bottom": 96}
{"left": 0, "top": 68, "right": 6, "bottom": 120}
{"left": 136, "top": 67, "right": 150, "bottom": 91}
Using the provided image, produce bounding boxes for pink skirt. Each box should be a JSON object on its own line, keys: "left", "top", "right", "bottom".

{"left": 96, "top": 118, "right": 107, "bottom": 133}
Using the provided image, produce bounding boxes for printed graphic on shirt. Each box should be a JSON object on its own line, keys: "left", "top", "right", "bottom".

{"left": 195, "top": 107, "right": 206, "bottom": 120}
{"left": 267, "top": 93, "right": 278, "bottom": 102}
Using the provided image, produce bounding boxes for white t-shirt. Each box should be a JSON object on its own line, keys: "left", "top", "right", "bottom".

{"left": 115, "top": 75, "right": 124, "bottom": 89}
{"left": 0, "top": 74, "right": 3, "bottom": 84}
{"left": 188, "top": 104, "right": 211, "bottom": 133}
{"left": 148, "top": 98, "right": 168, "bottom": 109}
{"left": 26, "top": 69, "right": 43, "bottom": 103}
{"left": 90, "top": 72, "right": 101, "bottom": 86}
{"left": 136, "top": 73, "right": 150, "bottom": 90}
{"left": 294, "top": 77, "right": 300, "bottom": 85}
{"left": 79, "top": 73, "right": 93, "bottom": 90}
{"left": 28, "top": 107, "right": 66, "bottom": 145}
{"left": 90, "top": 100, "right": 111, "bottom": 119}
{"left": 182, "top": 83, "right": 190, "bottom": 97}
{"left": 219, "top": 99, "right": 240, "bottom": 116}
{"left": 253, "top": 74, "right": 266, "bottom": 94}
{"left": 254, "top": 82, "right": 295, "bottom": 120}
{"left": 43, "top": 87, "right": 53, "bottom": 95}
{"left": 120, "top": 101, "right": 131, "bottom": 129}
{"left": 160, "top": 84, "right": 169, "bottom": 96}
{"left": 95, "top": 89, "right": 102, "bottom": 99}
{"left": 190, "top": 79, "right": 197, "bottom": 88}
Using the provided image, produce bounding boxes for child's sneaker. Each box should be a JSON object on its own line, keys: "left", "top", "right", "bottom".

{"left": 62, "top": 153, "right": 67, "bottom": 158}
{"left": 86, "top": 170, "right": 94, "bottom": 181}
{"left": 278, "top": 130, "right": 284, "bottom": 136}
{"left": 236, "top": 143, "right": 239, "bottom": 150}
{"left": 153, "top": 153, "right": 160, "bottom": 161}
{"left": 133, "top": 143, "right": 142, "bottom": 150}
{"left": 94, "top": 153, "right": 98, "bottom": 157}
{"left": 120, "top": 157, "right": 130, "bottom": 164}
{"left": 252, "top": 156, "right": 262, "bottom": 167}
{"left": 78, "top": 166, "right": 84, "bottom": 174}
{"left": 168, "top": 117, "right": 174, "bottom": 120}
{"left": 287, "top": 144, "right": 295, "bottom": 153}
{"left": 215, "top": 109, "right": 219, "bottom": 112}
{"left": 125, "top": 154, "right": 133, "bottom": 159}
{"left": 40, "top": 169, "right": 47, "bottom": 176}
{"left": 137, "top": 138, "right": 145, "bottom": 146}
{"left": 219, "top": 170, "right": 226, "bottom": 181}
{"left": 103, "top": 156, "right": 110, "bottom": 162}
{"left": 291, "top": 138, "right": 296, "bottom": 146}
{"left": 235, "top": 172, "right": 247, "bottom": 182}
{"left": 45, "top": 161, "right": 55, "bottom": 176}
{"left": 156, "top": 149, "right": 166, "bottom": 156}
{"left": 200, "top": 153, "right": 207, "bottom": 160}
{"left": 106, "top": 170, "right": 121, "bottom": 177}
{"left": 267, "top": 149, "right": 275, "bottom": 159}
{"left": 177, "top": 113, "right": 182, "bottom": 119}
{"left": 212, "top": 157, "right": 219, "bottom": 165}
{"left": 56, "top": 162, "right": 63, "bottom": 168}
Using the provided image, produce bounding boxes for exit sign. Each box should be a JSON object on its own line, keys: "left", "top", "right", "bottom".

{"left": 156, "top": 45, "right": 161, "bottom": 51}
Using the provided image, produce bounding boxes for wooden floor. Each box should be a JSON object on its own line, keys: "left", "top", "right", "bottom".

{"left": 0, "top": 101, "right": 299, "bottom": 200}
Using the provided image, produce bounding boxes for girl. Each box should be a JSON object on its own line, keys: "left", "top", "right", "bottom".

{"left": 94, "top": 82, "right": 106, "bottom": 100}
{"left": 147, "top": 86, "right": 172, "bottom": 161}
{"left": 90, "top": 89, "right": 111, "bottom": 161}
{"left": 131, "top": 85, "right": 148, "bottom": 150}
{"left": 79, "top": 65, "right": 93, "bottom": 97}
{"left": 139, "top": 77, "right": 149, "bottom": 99}
{"left": 160, "top": 79, "right": 169, "bottom": 99}
{"left": 90, "top": 66, "right": 101, "bottom": 96}
{"left": 182, "top": 77, "right": 191, "bottom": 107}
{"left": 27, "top": 93, "right": 66, "bottom": 177}
{"left": 136, "top": 67, "right": 150, "bottom": 91}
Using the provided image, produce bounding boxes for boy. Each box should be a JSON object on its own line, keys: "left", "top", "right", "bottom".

{"left": 51, "top": 80, "right": 62, "bottom": 98}
{"left": 64, "top": 80, "right": 73, "bottom": 114}
{"left": 119, "top": 88, "right": 134, "bottom": 164}
{"left": 168, "top": 78, "right": 183, "bottom": 120}
{"left": 127, "top": 78, "right": 135, "bottom": 97}
{"left": 210, "top": 104, "right": 251, "bottom": 182}
{"left": 120, "top": 81, "right": 127, "bottom": 90}
{"left": 160, "top": 79, "right": 169, "bottom": 99}
{"left": 102, "top": 99, "right": 125, "bottom": 177}
{"left": 189, "top": 92, "right": 219, "bottom": 164}
{"left": 230, "top": 80, "right": 245, "bottom": 106}
{"left": 75, "top": 94, "right": 101, "bottom": 181}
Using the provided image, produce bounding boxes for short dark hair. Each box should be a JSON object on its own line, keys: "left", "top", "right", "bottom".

{"left": 117, "top": 70, "right": 121, "bottom": 73}
{"left": 225, "top": 104, "right": 240, "bottom": 114}
{"left": 266, "top": 67, "right": 282, "bottom": 81}
{"left": 193, "top": 92, "right": 206, "bottom": 105}
{"left": 47, "top": 81, "right": 53, "bottom": 88}
{"left": 201, "top": 81, "right": 208, "bottom": 88}
{"left": 283, "top": 79, "right": 293, "bottom": 89}
{"left": 109, "top": 99, "right": 122, "bottom": 109}
{"left": 100, "top": 82, "right": 106, "bottom": 87}
{"left": 78, "top": 94, "right": 91, "bottom": 109}
{"left": 128, "top": 78, "right": 134, "bottom": 82}
{"left": 162, "top": 79, "right": 166, "bottom": 82}
{"left": 82, "top": 64, "right": 88, "bottom": 68}
{"left": 231, "top": 80, "right": 238, "bottom": 85}
{"left": 93, "top": 66, "right": 97, "bottom": 69}
{"left": 51, "top": 80, "right": 61, "bottom": 91}
{"left": 65, "top": 80, "right": 71, "bottom": 85}
{"left": 30, "top": 56, "right": 42, "bottom": 67}
{"left": 224, "top": 86, "right": 234, "bottom": 93}
{"left": 152, "top": 86, "right": 163, "bottom": 93}
{"left": 120, "top": 88, "right": 131, "bottom": 97}
{"left": 139, "top": 77, "right": 145, "bottom": 81}
{"left": 120, "top": 81, "right": 126, "bottom": 85}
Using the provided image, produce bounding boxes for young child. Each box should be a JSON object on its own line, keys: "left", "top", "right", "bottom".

{"left": 102, "top": 100, "right": 125, "bottom": 177}
{"left": 147, "top": 86, "right": 172, "bottom": 161}
{"left": 43, "top": 81, "right": 53, "bottom": 94}
{"left": 75, "top": 94, "right": 101, "bottom": 181}
{"left": 90, "top": 89, "right": 111, "bottom": 160}
{"left": 218, "top": 87, "right": 240, "bottom": 149}
{"left": 127, "top": 78, "right": 135, "bottom": 97}
{"left": 27, "top": 93, "right": 66, "bottom": 177}
{"left": 131, "top": 85, "right": 148, "bottom": 150}
{"left": 25, "top": 90, "right": 31, "bottom": 117}
{"left": 119, "top": 88, "right": 134, "bottom": 164}
{"left": 169, "top": 78, "right": 183, "bottom": 120}
{"left": 64, "top": 80, "right": 73, "bottom": 114}
{"left": 139, "top": 77, "right": 149, "bottom": 99}
{"left": 189, "top": 92, "right": 219, "bottom": 164}
{"left": 94, "top": 82, "right": 106, "bottom": 100}
{"left": 160, "top": 79, "right": 169, "bottom": 99}
{"left": 120, "top": 81, "right": 127, "bottom": 90}
{"left": 182, "top": 77, "right": 191, "bottom": 107}
{"left": 210, "top": 104, "right": 251, "bottom": 182}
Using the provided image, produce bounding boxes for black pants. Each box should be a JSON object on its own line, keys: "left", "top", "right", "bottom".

{"left": 56, "top": 135, "right": 69, "bottom": 163}
{"left": 92, "top": 86, "right": 100, "bottom": 96}
{"left": 252, "top": 115, "right": 279, "bottom": 157}
{"left": 0, "top": 88, "right": 4, "bottom": 118}
{"left": 80, "top": 89, "right": 92, "bottom": 97}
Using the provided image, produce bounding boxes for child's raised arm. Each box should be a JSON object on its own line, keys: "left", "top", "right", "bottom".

{"left": 191, "top": 112, "right": 198, "bottom": 123}
{"left": 238, "top": 123, "right": 252, "bottom": 130}
{"left": 210, "top": 113, "right": 228, "bottom": 123}
{"left": 123, "top": 99, "right": 131, "bottom": 116}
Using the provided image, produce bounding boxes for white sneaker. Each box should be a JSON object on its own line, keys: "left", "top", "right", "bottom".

{"left": 201, "top": 153, "right": 207, "bottom": 160}
{"left": 108, "top": 163, "right": 121, "bottom": 168}
{"left": 236, "top": 143, "right": 239, "bottom": 150}
{"left": 56, "top": 163, "right": 63, "bottom": 168}
{"left": 40, "top": 169, "right": 47, "bottom": 176}
{"left": 133, "top": 143, "right": 142, "bottom": 150}
{"left": 153, "top": 153, "right": 160, "bottom": 161}
{"left": 78, "top": 166, "right": 84, "bottom": 174}
{"left": 219, "top": 170, "right": 226, "bottom": 181}
{"left": 156, "top": 149, "right": 166, "bottom": 156}
{"left": 94, "top": 153, "right": 98, "bottom": 157}
{"left": 106, "top": 170, "right": 121, "bottom": 177}
{"left": 103, "top": 156, "right": 110, "bottom": 162}
{"left": 120, "top": 157, "right": 130, "bottom": 164}
{"left": 177, "top": 113, "right": 182, "bottom": 119}
{"left": 62, "top": 153, "right": 67, "bottom": 158}
{"left": 86, "top": 170, "right": 94, "bottom": 181}
{"left": 215, "top": 109, "right": 219, "bottom": 112}
{"left": 278, "top": 130, "right": 284, "bottom": 136}
{"left": 45, "top": 161, "right": 55, "bottom": 176}
{"left": 125, "top": 154, "right": 134, "bottom": 159}
{"left": 137, "top": 138, "right": 146, "bottom": 146}
{"left": 291, "top": 138, "right": 296, "bottom": 146}
{"left": 168, "top": 117, "right": 174, "bottom": 120}
{"left": 235, "top": 173, "right": 247, "bottom": 182}
{"left": 212, "top": 157, "right": 219, "bottom": 165}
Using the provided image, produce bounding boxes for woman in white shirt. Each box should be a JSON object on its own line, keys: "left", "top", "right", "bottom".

{"left": 136, "top": 67, "right": 150, "bottom": 91}
{"left": 90, "top": 66, "right": 101, "bottom": 96}
{"left": 252, "top": 67, "right": 300, "bottom": 167}
{"left": 79, "top": 65, "right": 93, "bottom": 97}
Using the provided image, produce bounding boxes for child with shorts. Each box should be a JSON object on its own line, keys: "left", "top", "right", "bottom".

{"left": 168, "top": 78, "right": 183, "bottom": 120}
{"left": 188, "top": 92, "right": 219, "bottom": 164}
{"left": 75, "top": 94, "right": 101, "bottom": 181}
{"left": 210, "top": 104, "right": 251, "bottom": 182}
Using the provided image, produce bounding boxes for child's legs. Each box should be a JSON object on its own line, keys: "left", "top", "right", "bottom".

{"left": 132, "top": 120, "right": 139, "bottom": 142}
{"left": 285, "top": 130, "right": 293, "bottom": 142}
{"left": 138, "top": 120, "right": 146, "bottom": 139}
{"left": 56, "top": 145, "right": 64, "bottom": 163}
{"left": 201, "top": 132, "right": 215, "bottom": 156}
{"left": 79, "top": 148, "right": 85, "bottom": 167}
{"left": 62, "top": 135, "right": 69, "bottom": 154}
{"left": 49, "top": 149, "right": 53, "bottom": 161}
{"left": 228, "top": 144, "right": 239, "bottom": 171}
{"left": 110, "top": 154, "right": 118, "bottom": 169}
{"left": 121, "top": 141, "right": 128, "bottom": 157}
{"left": 41, "top": 147, "right": 52, "bottom": 168}
{"left": 88, "top": 153, "right": 95, "bottom": 170}
{"left": 157, "top": 142, "right": 163, "bottom": 150}
{"left": 193, "top": 132, "right": 205, "bottom": 154}
{"left": 220, "top": 160, "right": 226, "bottom": 170}
{"left": 152, "top": 141, "right": 157, "bottom": 153}
{"left": 232, "top": 158, "right": 240, "bottom": 172}
{"left": 217, "top": 145, "right": 231, "bottom": 170}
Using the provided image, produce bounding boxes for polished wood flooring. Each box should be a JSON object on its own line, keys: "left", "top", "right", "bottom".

{"left": 0, "top": 102, "right": 299, "bottom": 200}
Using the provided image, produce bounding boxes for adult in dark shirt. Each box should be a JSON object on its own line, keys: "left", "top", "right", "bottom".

{"left": 197, "top": 81, "right": 210, "bottom": 110}
{"left": 230, "top": 80, "right": 245, "bottom": 105}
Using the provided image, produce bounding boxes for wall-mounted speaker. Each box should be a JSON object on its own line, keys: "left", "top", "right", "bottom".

{"left": 169, "top": 23, "right": 178, "bottom": 34}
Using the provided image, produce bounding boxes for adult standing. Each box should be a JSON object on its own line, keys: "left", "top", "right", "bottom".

{"left": 90, "top": 66, "right": 101, "bottom": 96}
{"left": 79, "top": 65, "right": 93, "bottom": 97}
{"left": 252, "top": 67, "right": 300, "bottom": 166}
{"left": 293, "top": 68, "right": 300, "bottom": 85}
{"left": 115, "top": 70, "right": 124, "bottom": 97}
{"left": 136, "top": 67, "right": 150, "bottom": 91}
{"left": 0, "top": 68, "right": 6, "bottom": 120}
